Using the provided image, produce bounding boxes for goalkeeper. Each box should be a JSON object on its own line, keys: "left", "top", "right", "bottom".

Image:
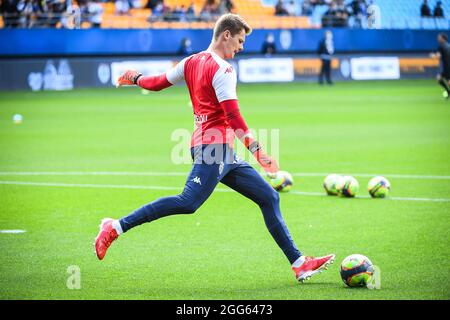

{"left": 95, "top": 14, "right": 334, "bottom": 282}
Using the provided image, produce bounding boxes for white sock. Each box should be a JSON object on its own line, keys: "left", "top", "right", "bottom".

{"left": 292, "top": 256, "right": 305, "bottom": 268}
{"left": 112, "top": 220, "right": 123, "bottom": 235}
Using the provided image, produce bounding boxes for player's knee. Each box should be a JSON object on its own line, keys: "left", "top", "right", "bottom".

{"left": 260, "top": 188, "right": 280, "bottom": 207}
{"left": 179, "top": 200, "right": 201, "bottom": 214}
{"left": 269, "top": 189, "right": 280, "bottom": 204}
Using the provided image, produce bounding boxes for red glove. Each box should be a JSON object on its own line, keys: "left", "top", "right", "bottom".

{"left": 116, "top": 70, "right": 142, "bottom": 87}
{"left": 247, "top": 140, "right": 279, "bottom": 175}
{"left": 255, "top": 150, "right": 279, "bottom": 175}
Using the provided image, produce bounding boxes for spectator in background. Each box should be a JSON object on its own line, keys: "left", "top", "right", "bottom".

{"left": 348, "top": 0, "right": 366, "bottom": 28}
{"left": 275, "top": 0, "right": 289, "bottom": 16}
{"left": 301, "top": 0, "right": 313, "bottom": 15}
{"left": 172, "top": 5, "right": 187, "bottom": 21}
{"left": 47, "top": 0, "right": 66, "bottom": 27}
{"left": 200, "top": 0, "right": 217, "bottom": 21}
{"left": 217, "top": 0, "right": 234, "bottom": 14}
{"left": 150, "top": 1, "right": 164, "bottom": 20}
{"left": 285, "top": 0, "right": 297, "bottom": 16}
{"left": 115, "top": 0, "right": 130, "bottom": 15}
{"left": 261, "top": 32, "right": 276, "bottom": 56}
{"left": 367, "top": 0, "right": 381, "bottom": 29}
{"left": 186, "top": 2, "right": 196, "bottom": 21}
{"left": 420, "top": 0, "right": 431, "bottom": 17}
{"left": 322, "top": 1, "right": 349, "bottom": 27}
{"left": 88, "top": 0, "right": 103, "bottom": 27}
{"left": 2, "top": 0, "right": 21, "bottom": 27}
{"left": 17, "top": 0, "right": 35, "bottom": 27}
{"left": 318, "top": 30, "right": 334, "bottom": 85}
{"left": 131, "top": 0, "right": 142, "bottom": 9}
{"left": 434, "top": 1, "right": 444, "bottom": 18}
{"left": 145, "top": 0, "right": 160, "bottom": 10}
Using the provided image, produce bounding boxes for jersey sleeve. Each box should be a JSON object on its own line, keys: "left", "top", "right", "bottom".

{"left": 166, "top": 57, "right": 188, "bottom": 84}
{"left": 212, "top": 64, "right": 238, "bottom": 102}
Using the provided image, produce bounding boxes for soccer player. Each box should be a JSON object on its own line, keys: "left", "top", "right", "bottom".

{"left": 95, "top": 14, "right": 335, "bottom": 282}
{"left": 430, "top": 33, "right": 450, "bottom": 99}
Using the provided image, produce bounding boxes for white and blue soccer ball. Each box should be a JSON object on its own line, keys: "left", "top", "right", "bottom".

{"left": 269, "top": 171, "right": 294, "bottom": 193}
{"left": 368, "top": 176, "right": 391, "bottom": 198}
{"left": 323, "top": 174, "right": 342, "bottom": 196}
{"left": 336, "top": 175, "right": 359, "bottom": 198}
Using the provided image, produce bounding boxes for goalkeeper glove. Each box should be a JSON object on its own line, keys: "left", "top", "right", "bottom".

{"left": 116, "top": 70, "right": 142, "bottom": 87}
{"left": 247, "top": 140, "right": 279, "bottom": 177}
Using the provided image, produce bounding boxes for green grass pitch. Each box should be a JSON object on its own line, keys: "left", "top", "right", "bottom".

{"left": 0, "top": 80, "right": 449, "bottom": 300}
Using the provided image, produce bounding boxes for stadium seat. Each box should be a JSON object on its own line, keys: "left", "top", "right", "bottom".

{"left": 435, "top": 18, "right": 449, "bottom": 29}
{"left": 421, "top": 18, "right": 436, "bottom": 29}
{"left": 406, "top": 17, "right": 422, "bottom": 29}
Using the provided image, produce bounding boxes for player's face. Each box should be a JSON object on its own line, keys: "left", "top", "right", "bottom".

{"left": 224, "top": 29, "right": 246, "bottom": 59}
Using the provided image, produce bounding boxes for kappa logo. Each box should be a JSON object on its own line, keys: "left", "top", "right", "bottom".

{"left": 224, "top": 66, "right": 233, "bottom": 74}
{"left": 191, "top": 176, "right": 202, "bottom": 185}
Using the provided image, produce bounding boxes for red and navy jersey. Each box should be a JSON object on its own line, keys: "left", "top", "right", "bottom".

{"left": 166, "top": 50, "right": 238, "bottom": 147}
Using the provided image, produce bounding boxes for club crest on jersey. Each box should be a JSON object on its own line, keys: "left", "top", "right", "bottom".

{"left": 224, "top": 66, "right": 233, "bottom": 74}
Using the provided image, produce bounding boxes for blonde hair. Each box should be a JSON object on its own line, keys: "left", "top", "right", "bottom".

{"left": 213, "top": 14, "right": 252, "bottom": 41}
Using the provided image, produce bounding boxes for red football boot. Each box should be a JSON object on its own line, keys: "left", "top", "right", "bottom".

{"left": 94, "top": 218, "right": 119, "bottom": 260}
{"left": 292, "top": 254, "right": 335, "bottom": 282}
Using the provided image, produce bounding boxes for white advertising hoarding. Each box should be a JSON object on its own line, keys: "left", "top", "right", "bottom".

{"left": 238, "top": 58, "right": 294, "bottom": 83}
{"left": 351, "top": 57, "right": 400, "bottom": 80}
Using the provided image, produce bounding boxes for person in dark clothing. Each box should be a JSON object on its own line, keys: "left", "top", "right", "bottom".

{"left": 261, "top": 33, "right": 276, "bottom": 56}
{"left": 275, "top": 0, "right": 288, "bottom": 16}
{"left": 433, "top": 1, "right": 444, "bottom": 18}
{"left": 2, "top": 0, "right": 20, "bottom": 27}
{"left": 431, "top": 33, "right": 450, "bottom": 99}
{"left": 318, "top": 30, "right": 334, "bottom": 85}
{"left": 178, "top": 37, "right": 193, "bottom": 56}
{"left": 420, "top": 0, "right": 431, "bottom": 17}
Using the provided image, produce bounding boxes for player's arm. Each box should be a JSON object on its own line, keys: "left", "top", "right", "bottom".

{"left": 213, "top": 65, "right": 279, "bottom": 176}
{"left": 220, "top": 99, "right": 279, "bottom": 176}
{"left": 116, "top": 57, "right": 188, "bottom": 90}
{"left": 116, "top": 70, "right": 172, "bottom": 91}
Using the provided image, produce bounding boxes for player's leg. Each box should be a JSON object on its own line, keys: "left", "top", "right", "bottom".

{"left": 220, "top": 162, "right": 334, "bottom": 282}
{"left": 95, "top": 151, "right": 222, "bottom": 260}
{"left": 319, "top": 60, "right": 325, "bottom": 84}
{"left": 437, "top": 73, "right": 450, "bottom": 98}
{"left": 220, "top": 163, "right": 301, "bottom": 264}
{"left": 118, "top": 163, "right": 220, "bottom": 232}
{"left": 325, "top": 60, "right": 332, "bottom": 85}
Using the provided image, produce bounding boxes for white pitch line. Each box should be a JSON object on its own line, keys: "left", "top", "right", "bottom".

{"left": 0, "top": 171, "right": 449, "bottom": 180}
{"left": 0, "top": 171, "right": 187, "bottom": 176}
{"left": 292, "top": 173, "right": 450, "bottom": 180}
{"left": 0, "top": 181, "right": 449, "bottom": 203}
{"left": 0, "top": 230, "right": 26, "bottom": 234}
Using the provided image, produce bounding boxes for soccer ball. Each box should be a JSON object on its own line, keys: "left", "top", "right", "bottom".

{"left": 269, "top": 171, "right": 293, "bottom": 192}
{"left": 340, "top": 254, "right": 374, "bottom": 287}
{"left": 336, "top": 175, "right": 359, "bottom": 197}
{"left": 13, "top": 114, "right": 23, "bottom": 124}
{"left": 368, "top": 176, "right": 391, "bottom": 198}
{"left": 323, "top": 174, "right": 342, "bottom": 196}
